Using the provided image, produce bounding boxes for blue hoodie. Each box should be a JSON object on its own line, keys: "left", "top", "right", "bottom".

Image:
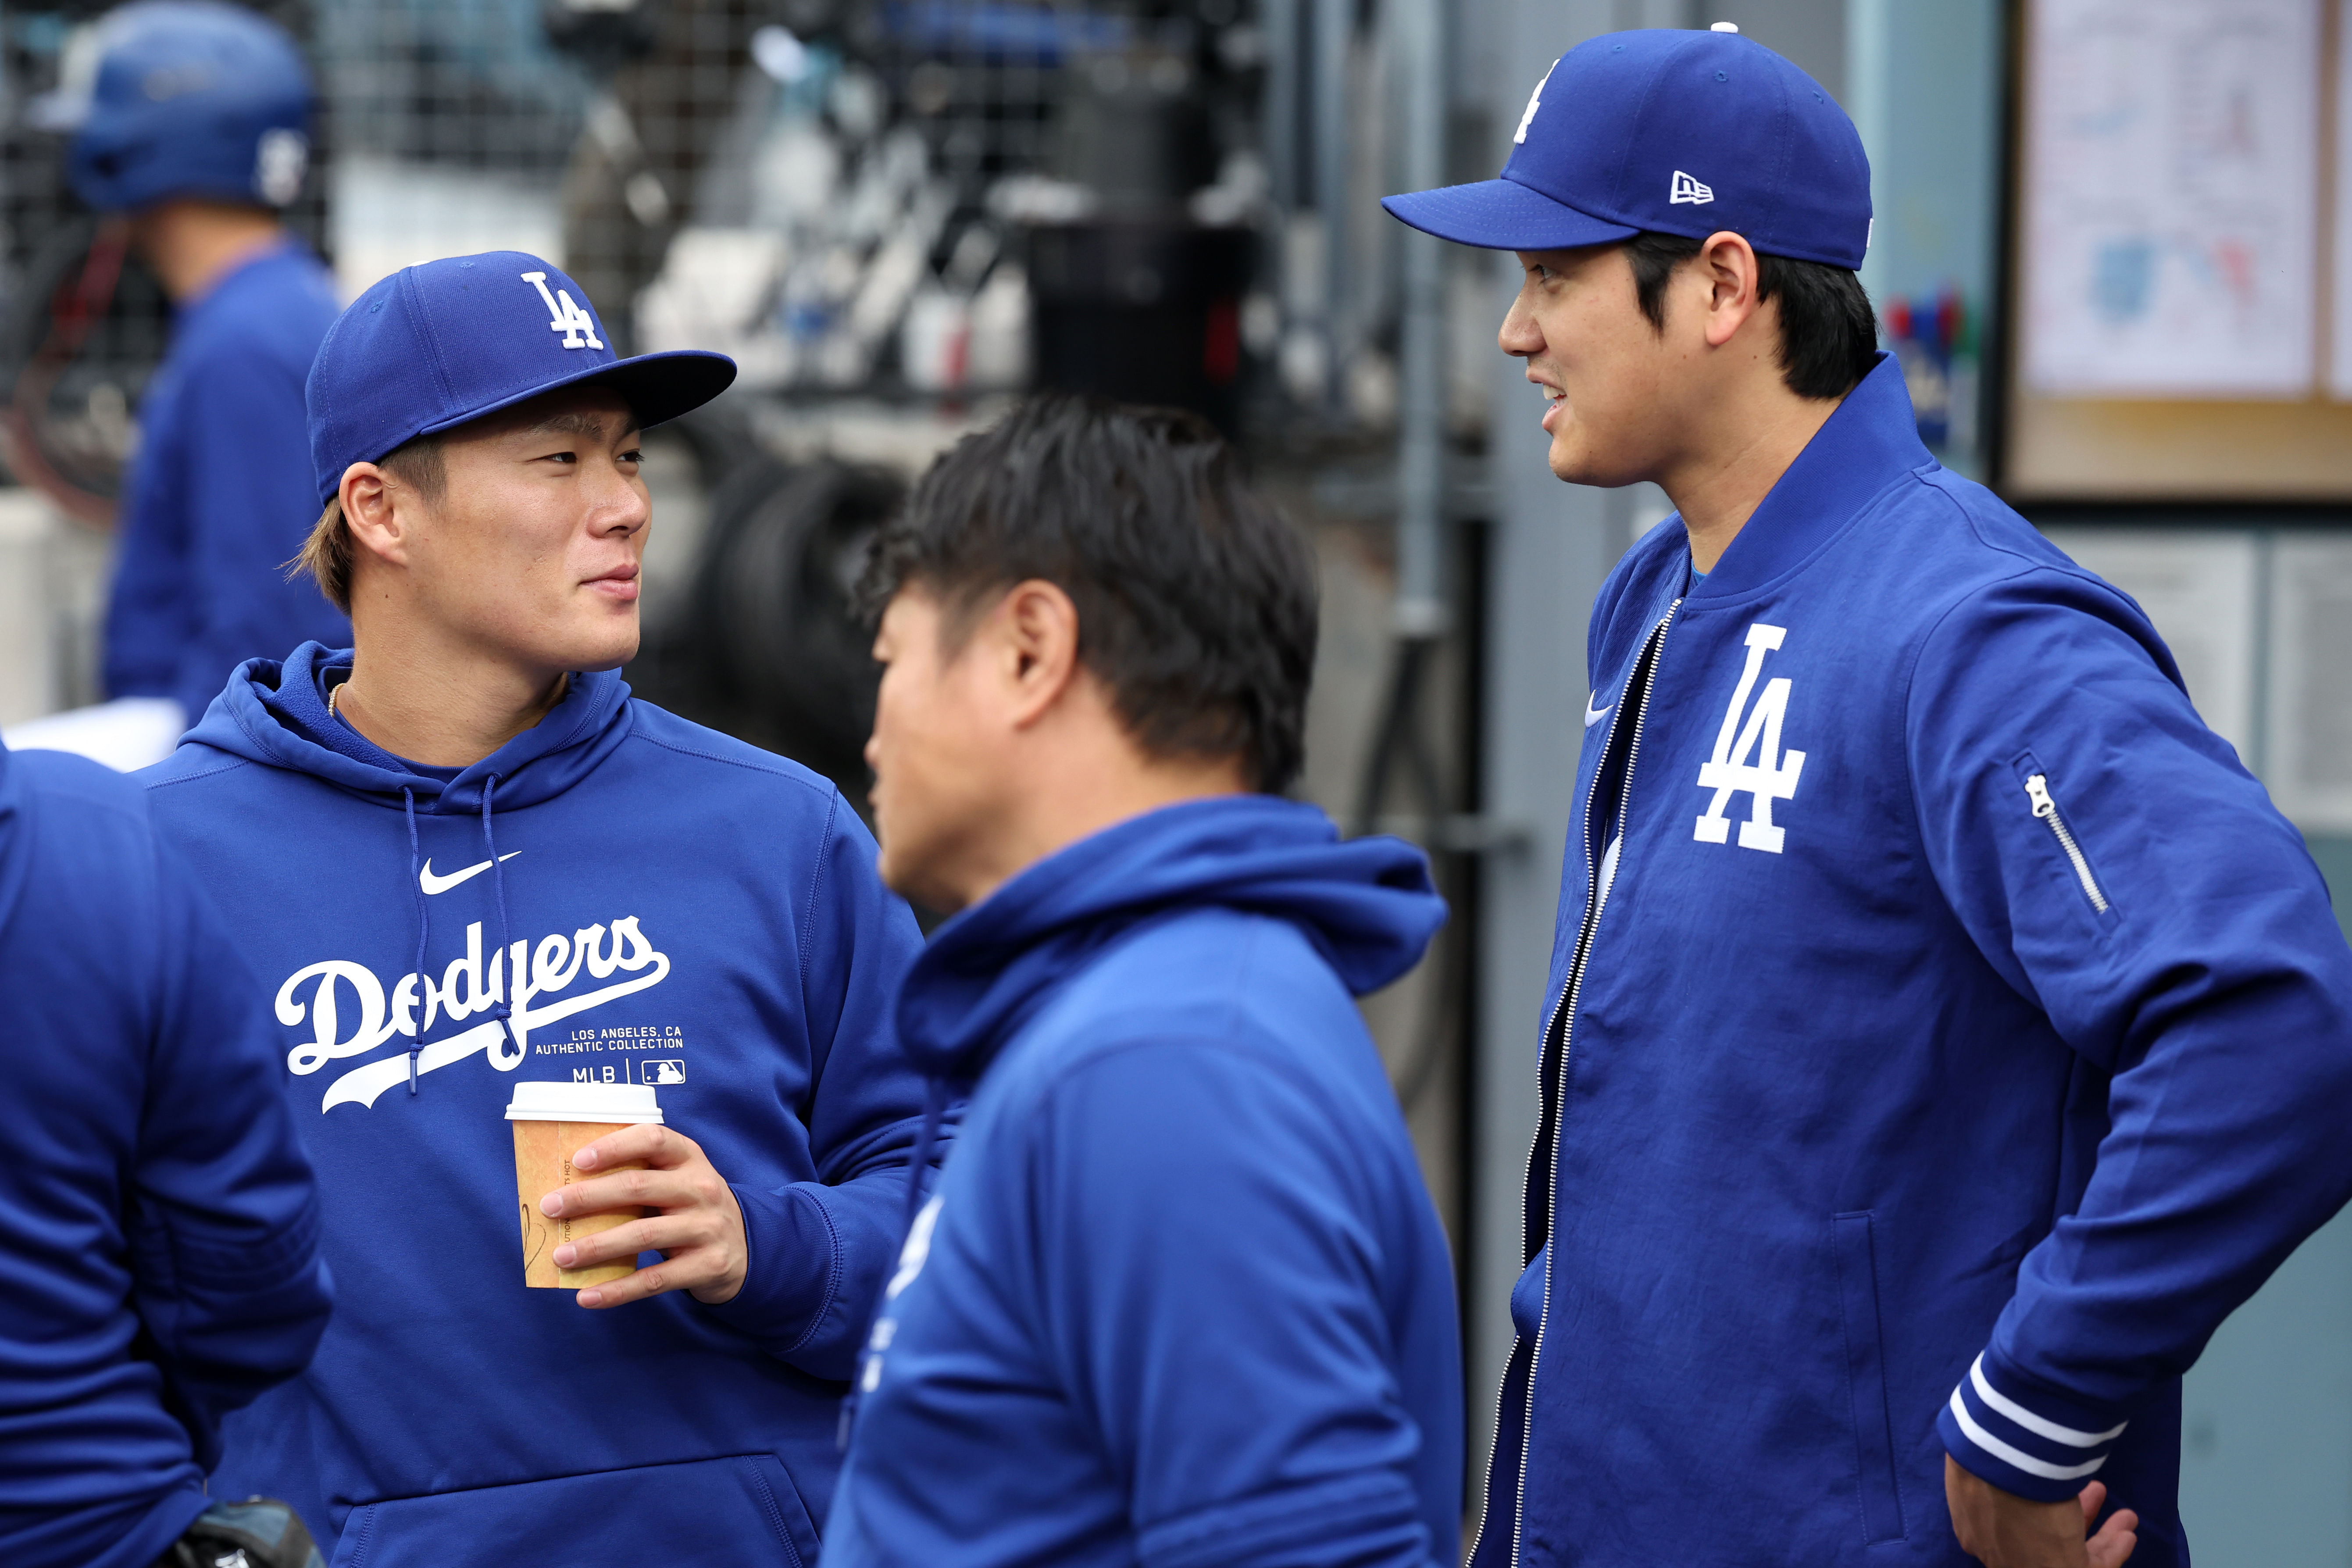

{"left": 106, "top": 243, "right": 349, "bottom": 721}
{"left": 1480, "top": 356, "right": 2352, "bottom": 1567}
{"left": 0, "top": 740, "right": 330, "bottom": 1568}
{"left": 139, "top": 644, "right": 931, "bottom": 1567}
{"left": 824, "top": 796, "right": 1463, "bottom": 1568}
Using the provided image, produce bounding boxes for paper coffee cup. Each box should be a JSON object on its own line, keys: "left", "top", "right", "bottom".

{"left": 506, "top": 1081, "right": 664, "bottom": 1290}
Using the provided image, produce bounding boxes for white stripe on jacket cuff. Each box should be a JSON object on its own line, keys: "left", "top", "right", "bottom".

{"left": 1945, "top": 1392, "right": 2107, "bottom": 1482}
{"left": 1969, "top": 1357, "right": 2125, "bottom": 1448}
{"left": 1937, "top": 1353, "right": 2129, "bottom": 1502}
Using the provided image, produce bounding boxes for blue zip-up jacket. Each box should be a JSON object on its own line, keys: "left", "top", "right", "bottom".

{"left": 1481, "top": 356, "right": 2352, "bottom": 1568}
{"left": 139, "top": 644, "right": 932, "bottom": 1567}
{"left": 825, "top": 797, "right": 1463, "bottom": 1568}
{"left": 0, "top": 739, "right": 330, "bottom": 1568}
{"left": 106, "top": 243, "right": 348, "bottom": 721}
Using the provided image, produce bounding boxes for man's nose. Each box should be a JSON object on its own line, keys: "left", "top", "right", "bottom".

{"left": 594, "top": 465, "right": 651, "bottom": 533}
{"left": 1499, "top": 293, "right": 1542, "bottom": 359}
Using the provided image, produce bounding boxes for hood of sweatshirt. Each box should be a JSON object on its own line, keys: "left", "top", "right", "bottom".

{"left": 897, "top": 793, "right": 1446, "bottom": 1085}
{"left": 186, "top": 641, "right": 633, "bottom": 814}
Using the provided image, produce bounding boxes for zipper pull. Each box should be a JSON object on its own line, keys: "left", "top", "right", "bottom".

{"left": 2024, "top": 773, "right": 2056, "bottom": 819}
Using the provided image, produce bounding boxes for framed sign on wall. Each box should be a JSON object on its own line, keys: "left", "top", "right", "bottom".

{"left": 2005, "top": 0, "right": 2352, "bottom": 500}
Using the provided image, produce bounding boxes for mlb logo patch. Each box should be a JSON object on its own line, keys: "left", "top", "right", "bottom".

{"left": 642, "top": 1059, "right": 686, "bottom": 1086}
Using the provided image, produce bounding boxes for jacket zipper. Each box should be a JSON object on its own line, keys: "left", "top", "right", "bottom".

{"left": 1480, "top": 598, "right": 1679, "bottom": 1568}
{"left": 2024, "top": 772, "right": 2109, "bottom": 914}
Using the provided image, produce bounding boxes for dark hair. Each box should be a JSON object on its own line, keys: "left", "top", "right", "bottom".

{"left": 1623, "top": 231, "right": 1877, "bottom": 400}
{"left": 856, "top": 394, "right": 1318, "bottom": 795}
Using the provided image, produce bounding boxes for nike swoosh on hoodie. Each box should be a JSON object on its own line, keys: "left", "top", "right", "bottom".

{"left": 418, "top": 852, "right": 520, "bottom": 895}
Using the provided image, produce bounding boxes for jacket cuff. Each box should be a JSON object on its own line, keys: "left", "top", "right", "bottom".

{"left": 700, "top": 1183, "right": 842, "bottom": 1362}
{"left": 1937, "top": 1350, "right": 2128, "bottom": 1504}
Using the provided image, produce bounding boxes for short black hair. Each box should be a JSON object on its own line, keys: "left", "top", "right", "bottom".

{"left": 856, "top": 394, "right": 1318, "bottom": 795}
{"left": 1623, "top": 231, "right": 1877, "bottom": 400}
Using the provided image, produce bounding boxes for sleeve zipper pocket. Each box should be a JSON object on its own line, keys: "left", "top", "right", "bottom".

{"left": 2024, "top": 772, "right": 2110, "bottom": 914}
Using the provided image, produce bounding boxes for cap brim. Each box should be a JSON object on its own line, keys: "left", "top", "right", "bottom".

{"left": 1381, "top": 177, "right": 1638, "bottom": 252}
{"left": 417, "top": 348, "right": 739, "bottom": 441}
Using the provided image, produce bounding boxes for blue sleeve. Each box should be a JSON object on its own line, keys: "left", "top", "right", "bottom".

{"left": 1032, "top": 1040, "right": 1443, "bottom": 1568}
{"left": 703, "top": 791, "right": 941, "bottom": 1379}
{"left": 131, "top": 838, "right": 334, "bottom": 1469}
{"left": 104, "top": 379, "right": 194, "bottom": 701}
{"left": 1906, "top": 569, "right": 2352, "bottom": 1501}
{"left": 167, "top": 340, "right": 349, "bottom": 718}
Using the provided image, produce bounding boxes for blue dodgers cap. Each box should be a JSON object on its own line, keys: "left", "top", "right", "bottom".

{"left": 307, "top": 251, "right": 736, "bottom": 506}
{"left": 1382, "top": 27, "right": 1870, "bottom": 269}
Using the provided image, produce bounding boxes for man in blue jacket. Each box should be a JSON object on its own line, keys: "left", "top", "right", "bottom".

{"left": 71, "top": 2, "right": 348, "bottom": 726}
{"left": 1385, "top": 26, "right": 2352, "bottom": 1568}
{"left": 0, "top": 734, "right": 332, "bottom": 1568}
{"left": 139, "top": 252, "right": 932, "bottom": 1564}
{"left": 824, "top": 395, "right": 1463, "bottom": 1567}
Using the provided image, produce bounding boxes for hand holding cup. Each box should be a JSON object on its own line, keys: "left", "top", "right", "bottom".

{"left": 539, "top": 1123, "right": 749, "bottom": 1309}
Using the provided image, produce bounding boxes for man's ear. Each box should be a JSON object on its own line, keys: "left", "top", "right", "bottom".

{"left": 339, "top": 461, "right": 413, "bottom": 571}
{"left": 992, "top": 578, "right": 1083, "bottom": 730}
{"left": 1696, "top": 230, "right": 1766, "bottom": 350}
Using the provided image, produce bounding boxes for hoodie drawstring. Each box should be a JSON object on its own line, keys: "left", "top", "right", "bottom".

{"left": 401, "top": 788, "right": 430, "bottom": 1096}
{"left": 901, "top": 1078, "right": 946, "bottom": 1237}
{"left": 400, "top": 775, "right": 516, "bottom": 1096}
{"left": 840, "top": 1075, "right": 951, "bottom": 1450}
{"left": 482, "top": 774, "right": 516, "bottom": 1045}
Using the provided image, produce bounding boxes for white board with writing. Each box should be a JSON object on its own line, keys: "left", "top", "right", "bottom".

{"left": 2021, "top": 0, "right": 2320, "bottom": 399}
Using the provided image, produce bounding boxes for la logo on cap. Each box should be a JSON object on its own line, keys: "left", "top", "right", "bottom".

{"left": 522, "top": 270, "right": 603, "bottom": 350}
{"left": 1514, "top": 61, "right": 1553, "bottom": 145}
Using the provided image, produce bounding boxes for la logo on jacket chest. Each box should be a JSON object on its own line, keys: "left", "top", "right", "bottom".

{"left": 1694, "top": 623, "right": 1805, "bottom": 854}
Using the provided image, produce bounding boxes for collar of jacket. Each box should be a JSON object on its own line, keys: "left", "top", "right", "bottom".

{"left": 1687, "top": 350, "right": 1934, "bottom": 603}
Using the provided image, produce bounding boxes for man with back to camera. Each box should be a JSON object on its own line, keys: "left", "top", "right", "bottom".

{"left": 0, "top": 729, "right": 332, "bottom": 1568}
{"left": 821, "top": 396, "right": 1464, "bottom": 1567}
{"left": 137, "top": 251, "right": 936, "bottom": 1564}
{"left": 1384, "top": 24, "right": 2352, "bottom": 1568}
{"left": 64, "top": 0, "right": 349, "bottom": 729}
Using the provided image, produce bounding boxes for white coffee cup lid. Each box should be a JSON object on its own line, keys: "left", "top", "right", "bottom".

{"left": 505, "top": 1081, "right": 664, "bottom": 1123}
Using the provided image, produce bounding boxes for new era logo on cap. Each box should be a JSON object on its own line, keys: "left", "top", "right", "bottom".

{"left": 1380, "top": 27, "right": 1870, "bottom": 270}
{"left": 1669, "top": 170, "right": 1714, "bottom": 205}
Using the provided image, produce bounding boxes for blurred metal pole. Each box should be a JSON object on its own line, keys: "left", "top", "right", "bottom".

{"left": 1313, "top": 0, "right": 1351, "bottom": 412}
{"left": 1263, "top": 0, "right": 1301, "bottom": 212}
{"left": 1392, "top": 0, "right": 1447, "bottom": 632}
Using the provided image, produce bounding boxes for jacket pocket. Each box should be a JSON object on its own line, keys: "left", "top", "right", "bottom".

{"left": 331, "top": 1452, "right": 820, "bottom": 1568}
{"left": 1834, "top": 1212, "right": 1906, "bottom": 1545}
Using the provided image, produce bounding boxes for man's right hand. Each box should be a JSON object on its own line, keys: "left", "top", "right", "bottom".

{"left": 1946, "top": 1457, "right": 2137, "bottom": 1568}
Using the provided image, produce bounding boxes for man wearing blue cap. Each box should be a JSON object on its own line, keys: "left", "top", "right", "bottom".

{"left": 1387, "top": 25, "right": 2352, "bottom": 1568}
{"left": 137, "top": 253, "right": 934, "bottom": 1565}
{"left": 68, "top": 0, "right": 349, "bottom": 731}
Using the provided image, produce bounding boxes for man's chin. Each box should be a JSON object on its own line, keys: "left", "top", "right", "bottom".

{"left": 1548, "top": 434, "right": 1640, "bottom": 490}
{"left": 546, "top": 624, "right": 640, "bottom": 675}
{"left": 877, "top": 839, "right": 964, "bottom": 920}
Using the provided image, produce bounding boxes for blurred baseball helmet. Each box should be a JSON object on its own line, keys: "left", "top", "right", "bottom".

{"left": 67, "top": 1, "right": 313, "bottom": 212}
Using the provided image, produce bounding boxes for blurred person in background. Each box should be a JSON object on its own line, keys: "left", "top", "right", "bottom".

{"left": 68, "top": 0, "right": 347, "bottom": 730}
{"left": 826, "top": 396, "right": 1463, "bottom": 1568}
{"left": 139, "top": 252, "right": 934, "bottom": 1566}
{"left": 1386, "top": 25, "right": 2352, "bottom": 1568}
{"left": 0, "top": 734, "right": 332, "bottom": 1568}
